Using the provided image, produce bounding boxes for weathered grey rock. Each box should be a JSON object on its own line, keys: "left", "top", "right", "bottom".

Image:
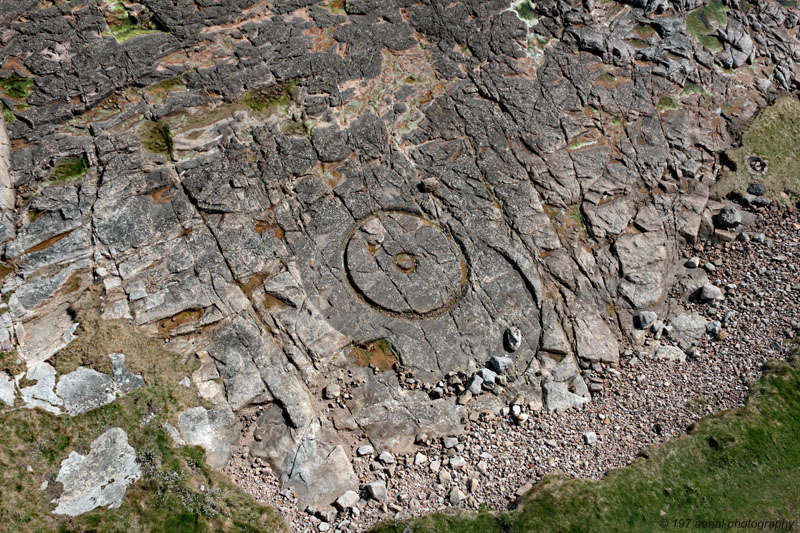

{"left": 574, "top": 311, "right": 619, "bottom": 364}
{"left": 366, "top": 480, "right": 388, "bottom": 502}
{"left": 323, "top": 384, "right": 341, "bottom": 399}
{"left": 699, "top": 284, "right": 723, "bottom": 302}
{"left": 378, "top": 451, "right": 396, "bottom": 464}
{"left": 504, "top": 327, "right": 522, "bottom": 352}
{"left": 540, "top": 301, "right": 570, "bottom": 355}
{"left": 747, "top": 183, "right": 767, "bottom": 196}
{"left": 19, "top": 362, "right": 62, "bottom": 414}
{"left": 668, "top": 312, "right": 708, "bottom": 350}
{"left": 476, "top": 368, "right": 497, "bottom": 384}
{"left": 56, "top": 368, "right": 117, "bottom": 417}
{"left": 583, "top": 431, "right": 598, "bottom": 445}
{"left": 466, "top": 374, "right": 484, "bottom": 395}
{"left": 715, "top": 206, "right": 742, "bottom": 229}
{"left": 655, "top": 344, "right": 686, "bottom": 363}
{"left": 177, "top": 404, "right": 240, "bottom": 470}
{"left": 634, "top": 311, "right": 658, "bottom": 330}
{"left": 543, "top": 380, "right": 589, "bottom": 411}
{"left": 52, "top": 428, "right": 141, "bottom": 516}
{"left": 335, "top": 490, "right": 359, "bottom": 510}
{"left": 488, "top": 356, "right": 514, "bottom": 374}
{"left": 251, "top": 407, "right": 358, "bottom": 510}
{"left": 357, "top": 444, "right": 374, "bottom": 456}
{"left": 448, "top": 486, "right": 466, "bottom": 505}
{"left": 108, "top": 353, "right": 145, "bottom": 393}
{"left": 0, "top": 371, "right": 15, "bottom": 406}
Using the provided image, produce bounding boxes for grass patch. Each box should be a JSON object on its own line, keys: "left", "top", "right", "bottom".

{"left": 713, "top": 96, "right": 800, "bottom": 205}
{"left": 686, "top": 0, "right": 728, "bottom": 51}
{"left": 0, "top": 73, "right": 33, "bottom": 100}
{"left": 139, "top": 120, "right": 173, "bottom": 157}
{"left": 657, "top": 95, "right": 680, "bottom": 112}
{"left": 326, "top": 0, "right": 346, "bottom": 14}
{"left": 52, "top": 155, "right": 90, "bottom": 184}
{"left": 348, "top": 338, "right": 399, "bottom": 371}
{"left": 372, "top": 351, "right": 800, "bottom": 532}
{"left": 513, "top": 0, "right": 537, "bottom": 22}
{"left": 105, "top": 0, "right": 160, "bottom": 43}
{"left": 3, "top": 103, "right": 15, "bottom": 123}
{"left": 243, "top": 79, "right": 299, "bottom": 116}
{"left": 0, "top": 287, "right": 285, "bottom": 532}
{"left": 680, "top": 83, "right": 710, "bottom": 99}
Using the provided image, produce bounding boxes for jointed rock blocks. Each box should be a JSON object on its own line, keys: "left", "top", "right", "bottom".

{"left": 0, "top": 0, "right": 794, "bottom": 511}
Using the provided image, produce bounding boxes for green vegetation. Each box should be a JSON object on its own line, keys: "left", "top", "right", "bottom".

{"left": 139, "top": 120, "right": 173, "bottom": 157}
{"left": 373, "top": 352, "right": 800, "bottom": 532}
{"left": 680, "top": 82, "right": 710, "bottom": 99}
{"left": 326, "top": 0, "right": 346, "bottom": 14}
{"left": 243, "top": 79, "right": 299, "bottom": 116}
{"left": 52, "top": 155, "right": 90, "bottom": 184}
{"left": 105, "top": 0, "right": 160, "bottom": 43}
{"left": 513, "top": 0, "right": 537, "bottom": 22}
{"left": 348, "top": 338, "right": 399, "bottom": 371}
{"left": 657, "top": 95, "right": 680, "bottom": 112}
{"left": 3, "top": 103, "right": 15, "bottom": 123}
{"left": 713, "top": 96, "right": 800, "bottom": 205}
{"left": 0, "top": 288, "right": 285, "bottom": 532}
{"left": 686, "top": 0, "right": 728, "bottom": 51}
{"left": 0, "top": 73, "right": 34, "bottom": 100}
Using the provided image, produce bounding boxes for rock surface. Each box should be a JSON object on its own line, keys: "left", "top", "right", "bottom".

{"left": 52, "top": 428, "right": 141, "bottom": 517}
{"left": 0, "top": 0, "right": 797, "bottom": 515}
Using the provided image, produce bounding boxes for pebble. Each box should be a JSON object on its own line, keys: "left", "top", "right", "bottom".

{"left": 489, "top": 356, "right": 514, "bottom": 374}
{"left": 366, "top": 480, "right": 388, "bottom": 502}
{"left": 378, "top": 451, "right": 395, "bottom": 465}
{"left": 448, "top": 487, "right": 466, "bottom": 505}
{"left": 357, "top": 445, "right": 374, "bottom": 457}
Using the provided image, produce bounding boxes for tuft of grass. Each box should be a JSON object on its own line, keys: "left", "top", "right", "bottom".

{"left": 372, "top": 351, "right": 800, "bottom": 532}
{"left": 243, "top": 79, "right": 299, "bottom": 116}
{"left": 680, "top": 83, "right": 710, "bottom": 99}
{"left": 657, "top": 95, "right": 680, "bottom": 112}
{"left": 0, "top": 287, "right": 285, "bottom": 532}
{"left": 0, "top": 73, "right": 34, "bottom": 100}
{"left": 139, "top": 120, "right": 173, "bottom": 157}
{"left": 326, "top": 0, "right": 346, "bottom": 14}
{"left": 512, "top": 0, "right": 537, "bottom": 22}
{"left": 105, "top": 0, "right": 160, "bottom": 43}
{"left": 52, "top": 155, "right": 90, "bottom": 184}
{"left": 713, "top": 96, "right": 800, "bottom": 205}
{"left": 3, "top": 104, "right": 15, "bottom": 123}
{"left": 686, "top": 0, "right": 728, "bottom": 51}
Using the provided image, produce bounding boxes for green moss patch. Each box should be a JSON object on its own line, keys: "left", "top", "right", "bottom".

{"left": 0, "top": 73, "right": 34, "bottom": 100}
{"left": 373, "top": 351, "right": 800, "bottom": 532}
{"left": 686, "top": 0, "right": 728, "bottom": 51}
{"left": 326, "top": 0, "right": 346, "bottom": 14}
{"left": 713, "top": 96, "right": 800, "bottom": 205}
{"left": 513, "top": 0, "right": 537, "bottom": 21}
{"left": 3, "top": 103, "right": 15, "bottom": 123}
{"left": 52, "top": 155, "right": 90, "bottom": 184}
{"left": 243, "top": 80, "right": 299, "bottom": 116}
{"left": 105, "top": 0, "right": 161, "bottom": 43}
{"left": 0, "top": 287, "right": 285, "bottom": 533}
{"left": 657, "top": 95, "right": 680, "bottom": 112}
{"left": 139, "top": 120, "right": 173, "bottom": 157}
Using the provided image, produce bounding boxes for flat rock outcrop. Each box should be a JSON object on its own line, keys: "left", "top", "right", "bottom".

{"left": 0, "top": 0, "right": 796, "bottom": 510}
{"left": 52, "top": 427, "right": 141, "bottom": 517}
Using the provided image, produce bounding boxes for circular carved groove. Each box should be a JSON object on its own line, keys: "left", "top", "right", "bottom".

{"left": 344, "top": 211, "right": 467, "bottom": 318}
